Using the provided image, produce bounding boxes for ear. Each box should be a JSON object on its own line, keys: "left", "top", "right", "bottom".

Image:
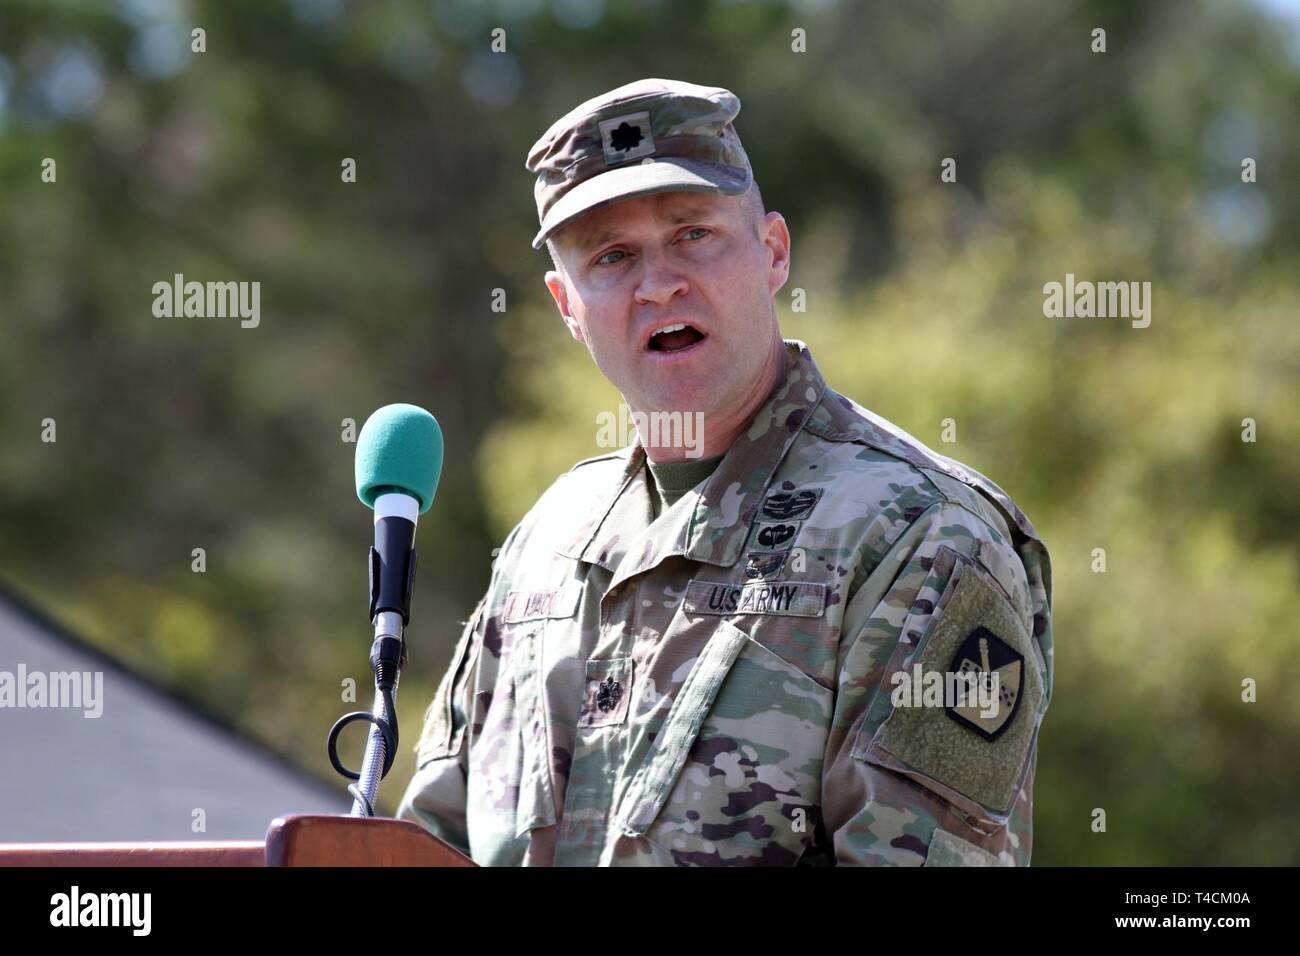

{"left": 545, "top": 270, "right": 586, "bottom": 345}
{"left": 759, "top": 212, "right": 792, "bottom": 297}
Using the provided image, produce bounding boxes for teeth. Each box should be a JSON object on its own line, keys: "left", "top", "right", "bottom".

{"left": 652, "top": 323, "right": 688, "bottom": 337}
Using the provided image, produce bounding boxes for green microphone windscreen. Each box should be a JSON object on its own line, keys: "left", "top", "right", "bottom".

{"left": 354, "top": 404, "right": 444, "bottom": 514}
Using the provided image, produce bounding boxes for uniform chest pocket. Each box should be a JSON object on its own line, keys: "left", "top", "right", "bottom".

{"left": 415, "top": 598, "right": 484, "bottom": 769}
{"left": 473, "top": 585, "right": 583, "bottom": 843}
{"left": 613, "top": 621, "right": 834, "bottom": 866}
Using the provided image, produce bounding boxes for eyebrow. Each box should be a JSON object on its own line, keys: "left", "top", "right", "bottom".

{"left": 576, "top": 202, "right": 720, "bottom": 252}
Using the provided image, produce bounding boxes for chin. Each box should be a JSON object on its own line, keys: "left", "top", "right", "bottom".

{"left": 644, "top": 381, "right": 722, "bottom": 417}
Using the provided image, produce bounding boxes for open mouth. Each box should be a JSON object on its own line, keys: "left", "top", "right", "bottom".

{"left": 646, "top": 322, "right": 707, "bottom": 353}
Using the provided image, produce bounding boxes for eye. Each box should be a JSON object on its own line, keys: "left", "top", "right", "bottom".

{"left": 681, "top": 227, "right": 710, "bottom": 241}
{"left": 595, "top": 248, "right": 629, "bottom": 267}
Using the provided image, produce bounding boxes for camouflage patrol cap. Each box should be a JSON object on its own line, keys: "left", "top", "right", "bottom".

{"left": 526, "top": 78, "right": 753, "bottom": 250}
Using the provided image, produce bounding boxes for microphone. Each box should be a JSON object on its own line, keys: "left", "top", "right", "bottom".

{"left": 328, "top": 403, "right": 444, "bottom": 816}
{"left": 355, "top": 403, "right": 444, "bottom": 626}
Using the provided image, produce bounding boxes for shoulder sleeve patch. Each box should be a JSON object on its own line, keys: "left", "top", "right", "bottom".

{"left": 853, "top": 551, "right": 1044, "bottom": 820}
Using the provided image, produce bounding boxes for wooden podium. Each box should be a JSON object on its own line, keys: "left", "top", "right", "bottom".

{"left": 0, "top": 815, "right": 477, "bottom": 867}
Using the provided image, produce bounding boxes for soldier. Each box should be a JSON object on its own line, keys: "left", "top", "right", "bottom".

{"left": 396, "top": 78, "right": 1053, "bottom": 866}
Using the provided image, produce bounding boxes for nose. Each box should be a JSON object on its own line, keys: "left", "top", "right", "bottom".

{"left": 633, "top": 247, "right": 689, "bottom": 306}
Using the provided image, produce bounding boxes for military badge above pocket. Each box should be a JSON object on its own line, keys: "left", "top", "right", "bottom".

{"left": 761, "top": 488, "right": 822, "bottom": 520}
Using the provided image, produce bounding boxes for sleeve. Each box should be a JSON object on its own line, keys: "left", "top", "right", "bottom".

{"left": 394, "top": 594, "right": 487, "bottom": 858}
{"left": 821, "top": 500, "right": 1053, "bottom": 866}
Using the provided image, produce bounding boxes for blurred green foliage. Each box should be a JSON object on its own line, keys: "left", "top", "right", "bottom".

{"left": 1, "top": 0, "right": 1297, "bottom": 863}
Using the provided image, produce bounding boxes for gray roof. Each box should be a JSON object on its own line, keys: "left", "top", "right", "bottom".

{"left": 0, "top": 582, "right": 350, "bottom": 842}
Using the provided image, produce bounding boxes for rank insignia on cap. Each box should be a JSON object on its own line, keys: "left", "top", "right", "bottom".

{"left": 945, "top": 626, "right": 1023, "bottom": 741}
{"left": 599, "top": 111, "right": 655, "bottom": 163}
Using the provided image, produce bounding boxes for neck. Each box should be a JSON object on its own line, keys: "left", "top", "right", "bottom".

{"left": 638, "top": 336, "right": 789, "bottom": 464}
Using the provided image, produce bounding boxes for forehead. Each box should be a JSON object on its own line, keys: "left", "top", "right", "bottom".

{"left": 562, "top": 190, "right": 735, "bottom": 251}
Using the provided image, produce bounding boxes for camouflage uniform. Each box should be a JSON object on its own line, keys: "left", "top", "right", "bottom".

{"left": 397, "top": 339, "right": 1054, "bottom": 866}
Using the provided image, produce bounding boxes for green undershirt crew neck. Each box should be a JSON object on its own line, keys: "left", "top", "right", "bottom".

{"left": 646, "top": 453, "right": 726, "bottom": 519}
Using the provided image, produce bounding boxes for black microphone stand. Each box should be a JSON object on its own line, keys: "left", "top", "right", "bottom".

{"left": 327, "top": 512, "right": 418, "bottom": 816}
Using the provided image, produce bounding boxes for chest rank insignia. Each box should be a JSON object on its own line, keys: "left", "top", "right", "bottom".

{"left": 762, "top": 488, "right": 821, "bottom": 520}
{"left": 945, "top": 626, "right": 1024, "bottom": 740}
{"left": 596, "top": 676, "right": 623, "bottom": 713}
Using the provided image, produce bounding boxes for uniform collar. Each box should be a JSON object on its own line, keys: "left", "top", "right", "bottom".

{"left": 556, "top": 339, "right": 829, "bottom": 579}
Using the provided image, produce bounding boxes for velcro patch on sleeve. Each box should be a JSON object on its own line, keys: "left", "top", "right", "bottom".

{"left": 923, "top": 828, "right": 1007, "bottom": 867}
{"left": 854, "top": 555, "right": 1043, "bottom": 817}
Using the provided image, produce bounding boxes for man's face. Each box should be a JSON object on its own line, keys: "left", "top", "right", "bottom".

{"left": 544, "top": 189, "right": 791, "bottom": 419}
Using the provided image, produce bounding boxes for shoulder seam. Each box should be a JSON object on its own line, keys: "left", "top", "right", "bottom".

{"left": 800, "top": 426, "right": 950, "bottom": 502}
{"left": 802, "top": 402, "right": 1039, "bottom": 546}
{"left": 566, "top": 448, "right": 631, "bottom": 473}
{"left": 936, "top": 498, "right": 1016, "bottom": 545}
{"left": 881, "top": 498, "right": 1015, "bottom": 557}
